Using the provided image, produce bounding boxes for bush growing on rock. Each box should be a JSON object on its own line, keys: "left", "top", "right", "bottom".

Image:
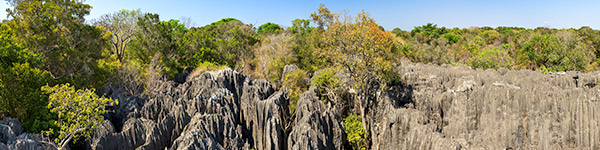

{"left": 282, "top": 69, "right": 309, "bottom": 114}
{"left": 312, "top": 68, "right": 342, "bottom": 103}
{"left": 344, "top": 113, "right": 368, "bottom": 150}
{"left": 41, "top": 83, "right": 118, "bottom": 150}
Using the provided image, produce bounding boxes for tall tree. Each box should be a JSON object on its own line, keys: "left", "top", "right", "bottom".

{"left": 319, "top": 8, "right": 398, "bottom": 145}
{"left": 310, "top": 3, "right": 335, "bottom": 30}
{"left": 6, "top": 0, "right": 109, "bottom": 81}
{"left": 94, "top": 9, "right": 142, "bottom": 62}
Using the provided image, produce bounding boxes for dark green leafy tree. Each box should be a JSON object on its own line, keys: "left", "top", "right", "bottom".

{"left": 0, "top": 22, "right": 54, "bottom": 133}
{"left": 411, "top": 23, "right": 447, "bottom": 43}
{"left": 6, "top": 0, "right": 109, "bottom": 83}
{"left": 128, "top": 13, "right": 188, "bottom": 76}
{"left": 257, "top": 22, "right": 282, "bottom": 34}
{"left": 186, "top": 18, "right": 260, "bottom": 70}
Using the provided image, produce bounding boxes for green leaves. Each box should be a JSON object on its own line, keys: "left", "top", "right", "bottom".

{"left": 468, "top": 47, "right": 513, "bottom": 70}
{"left": 282, "top": 69, "right": 309, "bottom": 114}
{"left": 0, "top": 22, "right": 54, "bottom": 133}
{"left": 257, "top": 22, "right": 283, "bottom": 34}
{"left": 344, "top": 114, "right": 369, "bottom": 150}
{"left": 7, "top": 0, "right": 110, "bottom": 86}
{"left": 129, "top": 16, "right": 259, "bottom": 78}
{"left": 41, "top": 83, "right": 117, "bottom": 149}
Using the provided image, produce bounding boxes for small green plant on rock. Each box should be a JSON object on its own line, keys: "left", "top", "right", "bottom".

{"left": 344, "top": 113, "right": 369, "bottom": 150}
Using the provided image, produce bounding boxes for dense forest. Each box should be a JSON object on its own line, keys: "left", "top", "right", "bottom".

{"left": 1, "top": 0, "right": 600, "bottom": 149}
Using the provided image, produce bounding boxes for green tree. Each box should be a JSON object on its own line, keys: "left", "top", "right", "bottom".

{"left": 41, "top": 83, "right": 117, "bottom": 150}
{"left": 7, "top": 0, "right": 109, "bottom": 82}
{"left": 257, "top": 22, "right": 282, "bottom": 34}
{"left": 468, "top": 47, "right": 513, "bottom": 69}
{"left": 0, "top": 22, "right": 54, "bottom": 133}
{"left": 318, "top": 7, "right": 399, "bottom": 135}
{"left": 517, "top": 34, "right": 562, "bottom": 70}
{"left": 288, "top": 19, "right": 312, "bottom": 35}
{"left": 282, "top": 69, "right": 308, "bottom": 114}
{"left": 311, "top": 68, "right": 342, "bottom": 104}
{"left": 310, "top": 3, "right": 335, "bottom": 30}
{"left": 185, "top": 18, "right": 259, "bottom": 70}
{"left": 128, "top": 13, "right": 188, "bottom": 76}
{"left": 411, "top": 23, "right": 447, "bottom": 43}
{"left": 94, "top": 9, "right": 143, "bottom": 62}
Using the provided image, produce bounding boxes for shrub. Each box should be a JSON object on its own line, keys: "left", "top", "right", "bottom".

{"left": 253, "top": 33, "right": 295, "bottom": 80}
{"left": 468, "top": 47, "right": 513, "bottom": 70}
{"left": 257, "top": 22, "right": 283, "bottom": 34}
{"left": 344, "top": 113, "right": 369, "bottom": 150}
{"left": 0, "top": 63, "right": 54, "bottom": 133}
{"left": 443, "top": 32, "right": 463, "bottom": 45}
{"left": 116, "top": 60, "right": 145, "bottom": 96}
{"left": 282, "top": 69, "right": 308, "bottom": 114}
{"left": 0, "top": 23, "right": 54, "bottom": 133}
{"left": 41, "top": 83, "right": 118, "bottom": 150}
{"left": 311, "top": 68, "right": 341, "bottom": 103}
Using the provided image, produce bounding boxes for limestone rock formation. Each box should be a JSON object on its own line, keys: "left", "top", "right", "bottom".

{"left": 89, "top": 68, "right": 289, "bottom": 150}
{"left": 46, "top": 61, "right": 600, "bottom": 149}
{"left": 0, "top": 118, "right": 54, "bottom": 150}
{"left": 287, "top": 86, "right": 347, "bottom": 150}
{"left": 367, "top": 61, "right": 600, "bottom": 149}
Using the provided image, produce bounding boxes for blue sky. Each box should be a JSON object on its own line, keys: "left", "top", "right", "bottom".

{"left": 1, "top": 0, "right": 600, "bottom": 30}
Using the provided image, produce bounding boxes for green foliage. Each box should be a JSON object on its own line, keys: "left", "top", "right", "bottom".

{"left": 0, "top": 63, "right": 54, "bottom": 133}
{"left": 93, "top": 9, "right": 143, "bottom": 62}
{"left": 41, "top": 83, "right": 118, "bottom": 150}
{"left": 288, "top": 19, "right": 313, "bottom": 35}
{"left": 516, "top": 34, "right": 564, "bottom": 71}
{"left": 443, "top": 32, "right": 463, "bottom": 45}
{"left": 401, "top": 23, "right": 600, "bottom": 72}
{"left": 266, "top": 59, "right": 287, "bottom": 81}
{"left": 257, "top": 22, "right": 282, "bottom": 34}
{"left": 344, "top": 114, "right": 369, "bottom": 150}
{"left": 282, "top": 69, "right": 308, "bottom": 114}
{"left": 391, "top": 28, "right": 410, "bottom": 40}
{"left": 0, "top": 22, "right": 55, "bottom": 133}
{"left": 311, "top": 68, "right": 341, "bottom": 103}
{"left": 468, "top": 47, "right": 513, "bottom": 70}
{"left": 7, "top": 0, "right": 110, "bottom": 83}
{"left": 128, "top": 13, "right": 190, "bottom": 77}
{"left": 188, "top": 18, "right": 260, "bottom": 68}
{"left": 411, "top": 23, "right": 447, "bottom": 43}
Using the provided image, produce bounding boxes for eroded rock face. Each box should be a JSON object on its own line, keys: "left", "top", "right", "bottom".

{"left": 90, "top": 68, "right": 289, "bottom": 150}
{"left": 367, "top": 61, "right": 600, "bottom": 149}
{"left": 88, "top": 61, "right": 600, "bottom": 150}
{"left": 0, "top": 118, "right": 54, "bottom": 150}
{"left": 287, "top": 86, "right": 347, "bottom": 150}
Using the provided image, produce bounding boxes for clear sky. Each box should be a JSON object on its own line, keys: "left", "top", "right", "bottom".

{"left": 1, "top": 0, "right": 600, "bottom": 30}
